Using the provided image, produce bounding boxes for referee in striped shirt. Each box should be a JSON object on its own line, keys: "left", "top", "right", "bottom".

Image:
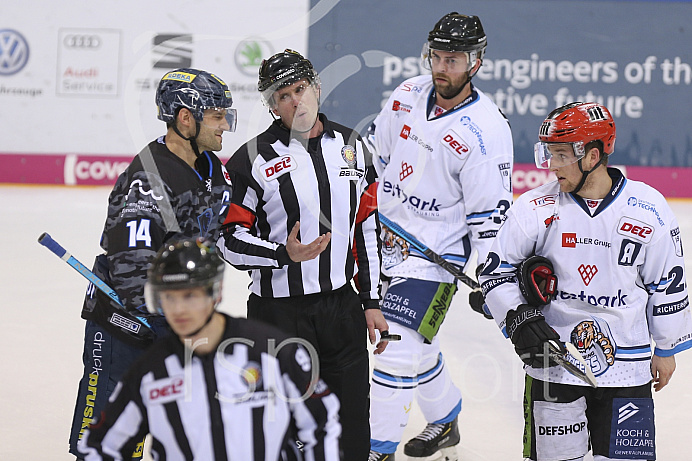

{"left": 79, "top": 238, "right": 341, "bottom": 460}
{"left": 217, "top": 50, "right": 391, "bottom": 460}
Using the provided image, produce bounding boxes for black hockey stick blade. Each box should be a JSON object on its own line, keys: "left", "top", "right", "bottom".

{"left": 547, "top": 340, "right": 598, "bottom": 388}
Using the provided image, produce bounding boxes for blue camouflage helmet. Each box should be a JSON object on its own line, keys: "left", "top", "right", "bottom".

{"left": 156, "top": 68, "right": 237, "bottom": 131}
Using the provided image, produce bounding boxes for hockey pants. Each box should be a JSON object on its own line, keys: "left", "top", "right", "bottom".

{"left": 370, "top": 322, "right": 462, "bottom": 454}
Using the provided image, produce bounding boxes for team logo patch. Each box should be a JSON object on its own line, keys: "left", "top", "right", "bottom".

{"left": 240, "top": 362, "right": 262, "bottom": 390}
{"left": 498, "top": 162, "right": 511, "bottom": 192}
{"left": 382, "top": 226, "right": 410, "bottom": 269}
{"left": 144, "top": 375, "right": 186, "bottom": 404}
{"left": 259, "top": 155, "right": 296, "bottom": 181}
{"left": 617, "top": 217, "right": 654, "bottom": 243}
{"left": 400, "top": 161, "right": 413, "bottom": 180}
{"left": 570, "top": 318, "right": 615, "bottom": 377}
{"left": 578, "top": 264, "right": 598, "bottom": 285}
{"left": 341, "top": 145, "right": 357, "bottom": 168}
{"left": 670, "top": 227, "right": 683, "bottom": 256}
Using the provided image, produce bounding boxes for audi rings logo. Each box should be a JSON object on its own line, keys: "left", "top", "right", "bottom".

{"left": 63, "top": 34, "right": 101, "bottom": 49}
{"left": 0, "top": 29, "right": 30, "bottom": 75}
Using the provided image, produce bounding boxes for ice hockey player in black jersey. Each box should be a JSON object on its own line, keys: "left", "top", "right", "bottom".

{"left": 78, "top": 238, "right": 341, "bottom": 460}
{"left": 68, "top": 68, "right": 236, "bottom": 459}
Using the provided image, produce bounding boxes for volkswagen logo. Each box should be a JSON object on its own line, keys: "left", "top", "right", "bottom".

{"left": 0, "top": 29, "right": 30, "bottom": 75}
{"left": 63, "top": 34, "right": 101, "bottom": 49}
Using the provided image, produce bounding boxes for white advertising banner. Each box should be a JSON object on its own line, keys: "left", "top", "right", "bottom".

{"left": 0, "top": 0, "right": 313, "bottom": 159}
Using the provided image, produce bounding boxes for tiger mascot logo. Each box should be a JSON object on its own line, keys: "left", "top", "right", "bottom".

{"left": 381, "top": 226, "right": 410, "bottom": 269}
{"left": 570, "top": 319, "right": 616, "bottom": 376}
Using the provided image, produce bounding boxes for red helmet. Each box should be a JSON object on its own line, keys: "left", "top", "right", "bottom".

{"left": 538, "top": 102, "right": 616, "bottom": 155}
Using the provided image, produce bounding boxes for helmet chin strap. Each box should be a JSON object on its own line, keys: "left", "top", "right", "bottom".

{"left": 181, "top": 304, "right": 218, "bottom": 339}
{"left": 172, "top": 121, "right": 203, "bottom": 157}
{"left": 572, "top": 153, "right": 607, "bottom": 195}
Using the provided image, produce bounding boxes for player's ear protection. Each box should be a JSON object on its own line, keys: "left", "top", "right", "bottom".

{"left": 517, "top": 255, "right": 557, "bottom": 306}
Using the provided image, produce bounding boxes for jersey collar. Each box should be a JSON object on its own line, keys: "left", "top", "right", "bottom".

{"left": 426, "top": 83, "right": 479, "bottom": 121}
{"left": 569, "top": 167, "right": 627, "bottom": 217}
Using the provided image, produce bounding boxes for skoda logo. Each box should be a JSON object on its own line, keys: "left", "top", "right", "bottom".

{"left": 0, "top": 29, "right": 30, "bottom": 75}
{"left": 234, "top": 38, "right": 273, "bottom": 77}
{"left": 63, "top": 34, "right": 101, "bottom": 49}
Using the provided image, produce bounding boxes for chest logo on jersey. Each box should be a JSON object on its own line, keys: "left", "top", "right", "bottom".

{"left": 569, "top": 318, "right": 615, "bottom": 377}
{"left": 144, "top": 375, "right": 185, "bottom": 405}
{"left": 260, "top": 155, "right": 296, "bottom": 181}
{"left": 341, "top": 145, "right": 357, "bottom": 168}
{"left": 399, "top": 125, "right": 433, "bottom": 152}
{"left": 392, "top": 100, "right": 412, "bottom": 113}
{"left": 531, "top": 194, "right": 557, "bottom": 209}
{"left": 562, "top": 233, "right": 612, "bottom": 249}
{"left": 441, "top": 129, "right": 470, "bottom": 159}
{"left": 617, "top": 217, "right": 654, "bottom": 243}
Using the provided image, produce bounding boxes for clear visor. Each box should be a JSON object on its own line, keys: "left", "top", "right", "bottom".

{"left": 144, "top": 279, "right": 222, "bottom": 315}
{"left": 421, "top": 42, "right": 475, "bottom": 72}
{"left": 202, "top": 107, "right": 237, "bottom": 132}
{"left": 534, "top": 141, "right": 585, "bottom": 169}
{"left": 260, "top": 76, "right": 320, "bottom": 108}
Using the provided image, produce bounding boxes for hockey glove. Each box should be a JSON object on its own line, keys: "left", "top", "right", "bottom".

{"left": 505, "top": 304, "right": 561, "bottom": 368}
{"left": 469, "top": 289, "right": 492, "bottom": 319}
{"left": 90, "top": 288, "right": 157, "bottom": 348}
{"left": 517, "top": 255, "right": 557, "bottom": 306}
{"left": 469, "top": 264, "right": 492, "bottom": 319}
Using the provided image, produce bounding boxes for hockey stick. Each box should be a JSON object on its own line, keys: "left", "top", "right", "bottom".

{"left": 547, "top": 340, "right": 598, "bottom": 388}
{"left": 38, "top": 232, "right": 124, "bottom": 306}
{"left": 378, "top": 213, "right": 480, "bottom": 290}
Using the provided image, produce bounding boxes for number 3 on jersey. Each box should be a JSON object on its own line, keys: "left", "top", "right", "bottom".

{"left": 126, "top": 219, "right": 152, "bottom": 247}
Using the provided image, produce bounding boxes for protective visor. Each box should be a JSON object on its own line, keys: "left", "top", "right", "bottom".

{"left": 534, "top": 141, "right": 585, "bottom": 169}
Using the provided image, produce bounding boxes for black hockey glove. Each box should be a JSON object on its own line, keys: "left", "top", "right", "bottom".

{"left": 505, "top": 304, "right": 561, "bottom": 368}
{"left": 469, "top": 264, "right": 492, "bottom": 319}
{"left": 469, "top": 289, "right": 492, "bottom": 319}
{"left": 518, "top": 255, "right": 557, "bottom": 306}
{"left": 91, "top": 288, "right": 157, "bottom": 348}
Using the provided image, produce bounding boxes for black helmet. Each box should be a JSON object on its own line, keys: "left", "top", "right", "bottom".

{"left": 258, "top": 49, "right": 320, "bottom": 106}
{"left": 156, "top": 68, "right": 237, "bottom": 131}
{"left": 422, "top": 12, "right": 487, "bottom": 72}
{"left": 145, "top": 237, "right": 225, "bottom": 314}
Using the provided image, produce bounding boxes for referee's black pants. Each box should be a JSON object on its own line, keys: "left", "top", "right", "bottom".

{"left": 248, "top": 283, "right": 370, "bottom": 461}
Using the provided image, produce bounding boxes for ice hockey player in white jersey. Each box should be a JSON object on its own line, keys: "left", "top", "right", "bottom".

{"left": 479, "top": 102, "right": 692, "bottom": 461}
{"left": 366, "top": 12, "right": 514, "bottom": 460}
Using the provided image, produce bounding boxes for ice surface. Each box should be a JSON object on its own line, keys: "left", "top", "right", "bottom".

{"left": 2, "top": 185, "right": 690, "bottom": 460}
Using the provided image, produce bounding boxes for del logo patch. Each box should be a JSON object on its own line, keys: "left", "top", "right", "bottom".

{"left": 144, "top": 376, "right": 185, "bottom": 404}
{"left": 441, "top": 129, "right": 470, "bottom": 158}
{"left": 260, "top": 155, "right": 296, "bottom": 181}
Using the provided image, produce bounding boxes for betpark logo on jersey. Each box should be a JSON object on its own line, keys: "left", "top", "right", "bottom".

{"left": 557, "top": 288, "right": 628, "bottom": 308}
{"left": 259, "top": 155, "right": 296, "bottom": 181}
{"left": 380, "top": 180, "right": 443, "bottom": 216}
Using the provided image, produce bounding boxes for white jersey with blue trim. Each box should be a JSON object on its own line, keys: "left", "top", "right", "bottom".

{"left": 366, "top": 75, "right": 514, "bottom": 282}
{"left": 480, "top": 168, "right": 692, "bottom": 387}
